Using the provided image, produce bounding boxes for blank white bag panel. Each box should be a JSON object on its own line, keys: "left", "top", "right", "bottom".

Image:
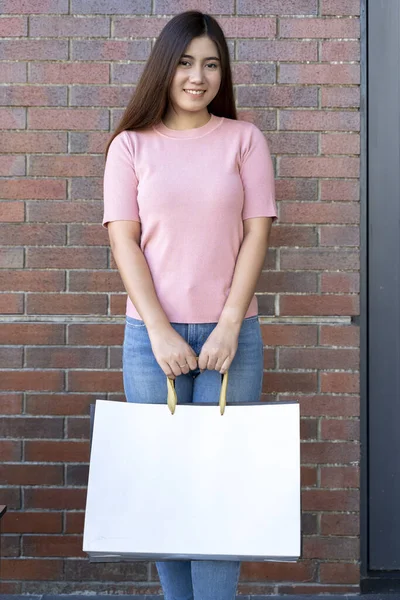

{"left": 83, "top": 399, "right": 301, "bottom": 562}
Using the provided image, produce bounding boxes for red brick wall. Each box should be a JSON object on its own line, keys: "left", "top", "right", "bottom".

{"left": 0, "top": 0, "right": 361, "bottom": 594}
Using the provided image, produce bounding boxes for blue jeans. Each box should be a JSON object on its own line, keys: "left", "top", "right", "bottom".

{"left": 123, "top": 315, "right": 264, "bottom": 600}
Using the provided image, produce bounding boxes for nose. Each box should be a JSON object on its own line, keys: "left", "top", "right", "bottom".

{"left": 189, "top": 65, "right": 204, "bottom": 84}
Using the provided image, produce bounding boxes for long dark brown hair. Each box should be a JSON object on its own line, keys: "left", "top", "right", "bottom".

{"left": 105, "top": 11, "right": 237, "bottom": 156}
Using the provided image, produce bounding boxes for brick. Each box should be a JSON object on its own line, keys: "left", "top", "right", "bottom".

{"left": 67, "top": 370, "right": 123, "bottom": 393}
{"left": 280, "top": 64, "right": 359, "bottom": 85}
{"left": 0, "top": 223, "right": 66, "bottom": 246}
{"left": 301, "top": 441, "right": 359, "bottom": 464}
{"left": 26, "top": 393, "right": 102, "bottom": 415}
{"left": 302, "top": 490, "right": 359, "bottom": 513}
{"left": 24, "top": 488, "right": 87, "bottom": 510}
{"left": 0, "top": 293, "right": 23, "bottom": 313}
{"left": 320, "top": 325, "right": 359, "bottom": 346}
{"left": 321, "top": 40, "right": 360, "bottom": 62}
{"left": 28, "top": 108, "right": 109, "bottom": 130}
{"left": 262, "top": 372, "right": 317, "bottom": 394}
{"left": 1, "top": 558, "right": 63, "bottom": 580}
{"left": 0, "top": 107, "right": 26, "bottom": 129}
{"left": 72, "top": 0, "right": 150, "bottom": 12}
{"left": 237, "top": 86, "right": 318, "bottom": 108}
{"left": 0, "top": 393, "right": 23, "bottom": 414}
{"left": 320, "top": 225, "right": 359, "bottom": 247}
{"left": 320, "top": 562, "right": 360, "bottom": 584}
{"left": 68, "top": 223, "right": 109, "bottom": 246}
{"left": 0, "top": 417, "right": 63, "bottom": 439}
{"left": 109, "top": 347, "right": 122, "bottom": 369}
{"left": 321, "top": 272, "right": 360, "bottom": 293}
{"left": 321, "top": 466, "right": 360, "bottom": 489}
{"left": 30, "top": 15, "right": 109, "bottom": 36}
{"left": 2, "top": 512, "right": 62, "bottom": 534}
{"left": 279, "top": 156, "right": 359, "bottom": 178}
{"left": 321, "top": 419, "right": 359, "bottom": 441}
{"left": 321, "top": 133, "right": 360, "bottom": 156}
{"left": 66, "top": 464, "right": 89, "bottom": 485}
{"left": 263, "top": 348, "right": 276, "bottom": 370}
{"left": 301, "top": 419, "right": 318, "bottom": 443}
{"left": 299, "top": 395, "right": 359, "bottom": 417}
{"left": 0, "top": 371, "right": 64, "bottom": 392}
{"left": 0, "top": 85, "right": 67, "bottom": 107}
{"left": 24, "top": 535, "right": 85, "bottom": 558}
{"left": 267, "top": 132, "right": 318, "bottom": 155}
{"left": 0, "top": 487, "right": 20, "bottom": 509}
{"left": 0, "top": 440, "right": 21, "bottom": 460}
{"left": 222, "top": 16, "right": 276, "bottom": 37}
{"left": 280, "top": 17, "right": 359, "bottom": 37}
{"left": 155, "top": 0, "right": 232, "bottom": 14}
{"left": 113, "top": 16, "right": 168, "bottom": 37}
{"left": 302, "top": 513, "right": 318, "bottom": 535}
{"left": 0, "top": 155, "right": 25, "bottom": 176}
{"left": 280, "top": 248, "right": 359, "bottom": 270}
{"left": 3, "top": 535, "right": 20, "bottom": 557}
{"left": 68, "top": 323, "right": 124, "bottom": 345}
{"left": 322, "top": 86, "right": 360, "bottom": 108}
{"left": 280, "top": 348, "right": 358, "bottom": 370}
{"left": 241, "top": 560, "right": 316, "bottom": 582}
{"left": 280, "top": 110, "right": 359, "bottom": 131}
{"left": 277, "top": 584, "right": 358, "bottom": 594}
{"left": 27, "top": 201, "right": 103, "bottom": 223}
{"left": 0, "top": 201, "right": 24, "bottom": 222}
{"left": 70, "top": 85, "right": 133, "bottom": 107}
{"left": 71, "top": 40, "right": 150, "bottom": 61}
{"left": 321, "top": 0, "right": 360, "bottom": 16}
{"left": 1, "top": 132, "right": 67, "bottom": 153}
{"left": 70, "top": 132, "right": 109, "bottom": 153}
{"left": 0, "top": 347, "right": 23, "bottom": 368}
{"left": 303, "top": 536, "right": 358, "bottom": 560}
{"left": 280, "top": 295, "right": 359, "bottom": 316}
{"left": 0, "top": 248, "right": 24, "bottom": 268}
{"left": 276, "top": 178, "right": 318, "bottom": 201}
{"left": 321, "top": 372, "right": 359, "bottom": 393}
{"left": 257, "top": 294, "right": 275, "bottom": 316}
{"left": 67, "top": 417, "right": 90, "bottom": 439}
{"left": 261, "top": 324, "right": 317, "bottom": 346}
{"left": 257, "top": 271, "right": 317, "bottom": 293}
{"left": 0, "top": 270, "right": 65, "bottom": 292}
{"left": 68, "top": 270, "right": 124, "bottom": 292}
{"left": 0, "top": 323, "right": 64, "bottom": 345}
{"left": 111, "top": 63, "right": 145, "bottom": 84}
{"left": 29, "top": 155, "right": 103, "bottom": 177}
{"left": 238, "top": 40, "right": 317, "bottom": 61}
{"left": 27, "top": 293, "right": 108, "bottom": 315}
{"left": 25, "top": 440, "right": 89, "bottom": 462}
{"left": 110, "top": 293, "right": 126, "bottom": 315}
{"left": 70, "top": 178, "right": 103, "bottom": 201}
{"left": 237, "top": 0, "right": 317, "bottom": 15}
{"left": 0, "top": 15, "right": 27, "bottom": 35}
{"left": 320, "top": 180, "right": 359, "bottom": 202}
{"left": 0, "top": 0, "right": 68, "bottom": 12}
{"left": 0, "top": 40, "right": 68, "bottom": 60}
{"left": 320, "top": 513, "right": 359, "bottom": 537}
{"left": 25, "top": 347, "right": 107, "bottom": 369}
{"left": 65, "top": 511, "right": 84, "bottom": 534}
{"left": 0, "top": 62, "right": 26, "bottom": 82}
{"left": 30, "top": 61, "right": 109, "bottom": 84}
{"left": 26, "top": 247, "right": 107, "bottom": 269}
{"left": 237, "top": 109, "right": 277, "bottom": 130}
{"left": 0, "top": 179, "right": 66, "bottom": 199}
{"left": 64, "top": 558, "right": 148, "bottom": 580}
{"left": 280, "top": 202, "right": 359, "bottom": 224}
{"left": 0, "top": 464, "right": 63, "bottom": 485}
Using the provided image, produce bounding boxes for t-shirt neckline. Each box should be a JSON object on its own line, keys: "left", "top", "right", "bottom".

{"left": 153, "top": 113, "right": 223, "bottom": 139}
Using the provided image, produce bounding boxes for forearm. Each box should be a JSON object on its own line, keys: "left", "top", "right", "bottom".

{"left": 219, "top": 218, "right": 273, "bottom": 331}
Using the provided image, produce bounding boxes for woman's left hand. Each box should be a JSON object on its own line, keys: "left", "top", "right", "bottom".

{"left": 198, "top": 323, "right": 240, "bottom": 374}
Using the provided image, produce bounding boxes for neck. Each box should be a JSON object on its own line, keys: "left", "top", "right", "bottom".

{"left": 162, "top": 109, "right": 211, "bottom": 131}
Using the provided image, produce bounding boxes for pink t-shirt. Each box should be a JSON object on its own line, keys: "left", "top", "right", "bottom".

{"left": 103, "top": 113, "right": 277, "bottom": 323}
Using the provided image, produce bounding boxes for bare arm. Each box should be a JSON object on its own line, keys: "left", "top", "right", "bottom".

{"left": 198, "top": 216, "right": 273, "bottom": 373}
{"left": 108, "top": 220, "right": 197, "bottom": 377}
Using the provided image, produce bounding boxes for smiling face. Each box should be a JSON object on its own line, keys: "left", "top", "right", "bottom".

{"left": 168, "top": 35, "right": 222, "bottom": 119}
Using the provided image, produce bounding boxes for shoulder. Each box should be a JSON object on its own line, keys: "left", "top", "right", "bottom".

{"left": 220, "top": 117, "right": 266, "bottom": 148}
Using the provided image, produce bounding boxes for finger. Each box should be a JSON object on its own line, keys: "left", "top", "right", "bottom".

{"left": 160, "top": 360, "right": 175, "bottom": 379}
{"left": 178, "top": 360, "right": 190, "bottom": 375}
{"left": 214, "top": 355, "right": 229, "bottom": 372}
{"left": 198, "top": 351, "right": 208, "bottom": 372}
{"left": 206, "top": 354, "right": 218, "bottom": 371}
{"left": 219, "top": 356, "right": 232, "bottom": 374}
{"left": 186, "top": 354, "right": 198, "bottom": 371}
{"left": 169, "top": 360, "right": 182, "bottom": 378}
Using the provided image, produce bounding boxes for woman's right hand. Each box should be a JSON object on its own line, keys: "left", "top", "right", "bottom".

{"left": 147, "top": 325, "right": 198, "bottom": 379}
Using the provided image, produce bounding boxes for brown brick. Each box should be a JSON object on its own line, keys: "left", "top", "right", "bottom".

{"left": 0, "top": 107, "right": 26, "bottom": 129}
{"left": 0, "top": 487, "right": 20, "bottom": 509}
{"left": 267, "top": 132, "right": 318, "bottom": 155}
{"left": 321, "top": 133, "right": 360, "bottom": 155}
{"left": 280, "top": 64, "right": 359, "bottom": 85}
{"left": 30, "top": 15, "right": 109, "bottom": 36}
{"left": 27, "top": 201, "right": 103, "bottom": 223}
{"left": 0, "top": 270, "right": 65, "bottom": 292}
{"left": 237, "top": 0, "right": 317, "bottom": 16}
{"left": 27, "top": 293, "right": 108, "bottom": 315}
{"left": 321, "top": 272, "right": 360, "bottom": 293}
{"left": 320, "top": 225, "right": 360, "bottom": 246}
{"left": 321, "top": 466, "right": 360, "bottom": 489}
{"left": 280, "top": 110, "right": 359, "bottom": 131}
{"left": 0, "top": 347, "right": 23, "bottom": 368}
{"left": 66, "top": 464, "right": 89, "bottom": 485}
{"left": 0, "top": 371, "right": 64, "bottom": 392}
{"left": 277, "top": 584, "right": 358, "bottom": 594}
{"left": 68, "top": 323, "right": 124, "bottom": 345}
{"left": 241, "top": 560, "right": 316, "bottom": 582}
{"left": 65, "top": 511, "right": 85, "bottom": 534}
{"left": 0, "top": 179, "right": 66, "bottom": 200}
{"left": 28, "top": 108, "right": 109, "bottom": 130}
{"left": 320, "top": 561, "right": 360, "bottom": 584}
{"left": 0, "top": 16, "right": 27, "bottom": 36}
{"left": 320, "top": 180, "right": 359, "bottom": 202}
{"left": 0, "top": 248, "right": 24, "bottom": 268}
{"left": 303, "top": 536, "right": 358, "bottom": 560}
{"left": 0, "top": 155, "right": 25, "bottom": 176}
{"left": 0, "top": 323, "right": 64, "bottom": 345}
{"left": 0, "top": 62, "right": 26, "bottom": 82}
{"left": 1, "top": 558, "right": 63, "bottom": 580}
{"left": 109, "top": 347, "right": 122, "bottom": 369}
{"left": 0, "top": 393, "right": 23, "bottom": 414}
{"left": 0, "top": 201, "right": 24, "bottom": 222}
{"left": 113, "top": 15, "right": 169, "bottom": 37}
{"left": 0, "top": 416, "right": 63, "bottom": 438}
{"left": 302, "top": 489, "right": 359, "bottom": 512}
{"left": 3, "top": 535, "right": 20, "bottom": 557}
{"left": 71, "top": 39, "right": 150, "bottom": 61}
{"left": 261, "top": 324, "right": 317, "bottom": 346}
{"left": 0, "top": 39, "right": 68, "bottom": 60}
{"left": 320, "top": 325, "right": 359, "bottom": 346}
{"left": 26, "top": 247, "right": 107, "bottom": 269}
{"left": 321, "top": 0, "right": 360, "bottom": 16}
{"left": 320, "top": 513, "right": 359, "bottom": 537}
{"left": 110, "top": 293, "right": 127, "bottom": 315}
{"left": 262, "top": 372, "right": 317, "bottom": 394}
{"left": 25, "top": 346, "right": 107, "bottom": 369}
{"left": 68, "top": 223, "right": 109, "bottom": 245}
{"left": 25, "top": 440, "right": 89, "bottom": 462}
{"left": 26, "top": 393, "right": 101, "bottom": 416}
{"left": 321, "top": 419, "right": 360, "bottom": 441}
{"left": 282, "top": 17, "right": 359, "bottom": 37}
{"left": 154, "top": 0, "right": 232, "bottom": 13}
{"left": 0, "top": 293, "right": 22, "bottom": 313}
{"left": 280, "top": 248, "right": 359, "bottom": 270}
{"left": 70, "top": 132, "right": 109, "bottom": 153}
{"left": 66, "top": 417, "right": 90, "bottom": 439}
{"left": 69, "top": 270, "right": 124, "bottom": 292}
{"left": 299, "top": 395, "right": 359, "bottom": 417}
{"left": 257, "top": 271, "right": 317, "bottom": 293}
{"left": 280, "top": 348, "right": 358, "bottom": 370}
{"left": 29, "top": 155, "right": 103, "bottom": 177}
{"left": 321, "top": 40, "right": 360, "bottom": 62}
{"left": 280, "top": 294, "right": 359, "bottom": 317}
{"left": 237, "top": 109, "right": 277, "bottom": 131}
{"left": 301, "top": 441, "right": 359, "bottom": 464}
{"left": 302, "top": 465, "right": 318, "bottom": 485}
{"left": 280, "top": 202, "right": 359, "bottom": 224}
{"left": 1, "top": 0, "right": 68, "bottom": 13}
{"left": 321, "top": 372, "right": 359, "bottom": 393}
{"left": 238, "top": 40, "right": 317, "bottom": 61}
{"left": 322, "top": 86, "right": 360, "bottom": 108}
{"left": 30, "top": 61, "right": 109, "bottom": 84}
{"left": 72, "top": 0, "right": 150, "bottom": 13}
{"left": 302, "top": 513, "right": 318, "bottom": 535}
{"left": 3, "top": 512, "right": 62, "bottom": 534}
{"left": 24, "top": 488, "right": 87, "bottom": 510}
{"left": 23, "top": 534, "right": 85, "bottom": 558}
{"left": 0, "top": 440, "right": 21, "bottom": 460}
{"left": 280, "top": 156, "right": 359, "bottom": 178}
{"left": 69, "top": 85, "right": 132, "bottom": 108}
{"left": 0, "top": 85, "right": 67, "bottom": 107}
{"left": 111, "top": 63, "right": 146, "bottom": 84}
{"left": 1, "top": 132, "right": 67, "bottom": 154}
{"left": 237, "top": 86, "right": 318, "bottom": 108}
{"left": 67, "top": 370, "right": 123, "bottom": 393}
{"left": 0, "top": 464, "right": 63, "bottom": 485}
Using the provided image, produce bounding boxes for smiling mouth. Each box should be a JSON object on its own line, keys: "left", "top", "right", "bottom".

{"left": 184, "top": 89, "right": 206, "bottom": 95}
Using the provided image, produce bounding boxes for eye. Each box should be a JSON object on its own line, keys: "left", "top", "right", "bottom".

{"left": 179, "top": 60, "right": 191, "bottom": 67}
{"left": 206, "top": 63, "right": 218, "bottom": 69}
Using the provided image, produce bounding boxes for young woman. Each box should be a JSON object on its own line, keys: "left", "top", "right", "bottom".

{"left": 103, "top": 10, "right": 277, "bottom": 600}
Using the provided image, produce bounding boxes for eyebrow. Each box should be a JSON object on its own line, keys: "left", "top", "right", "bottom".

{"left": 181, "top": 54, "right": 220, "bottom": 61}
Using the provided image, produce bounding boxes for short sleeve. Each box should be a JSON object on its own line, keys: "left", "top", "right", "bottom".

{"left": 102, "top": 130, "right": 140, "bottom": 227}
{"left": 240, "top": 125, "right": 277, "bottom": 221}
